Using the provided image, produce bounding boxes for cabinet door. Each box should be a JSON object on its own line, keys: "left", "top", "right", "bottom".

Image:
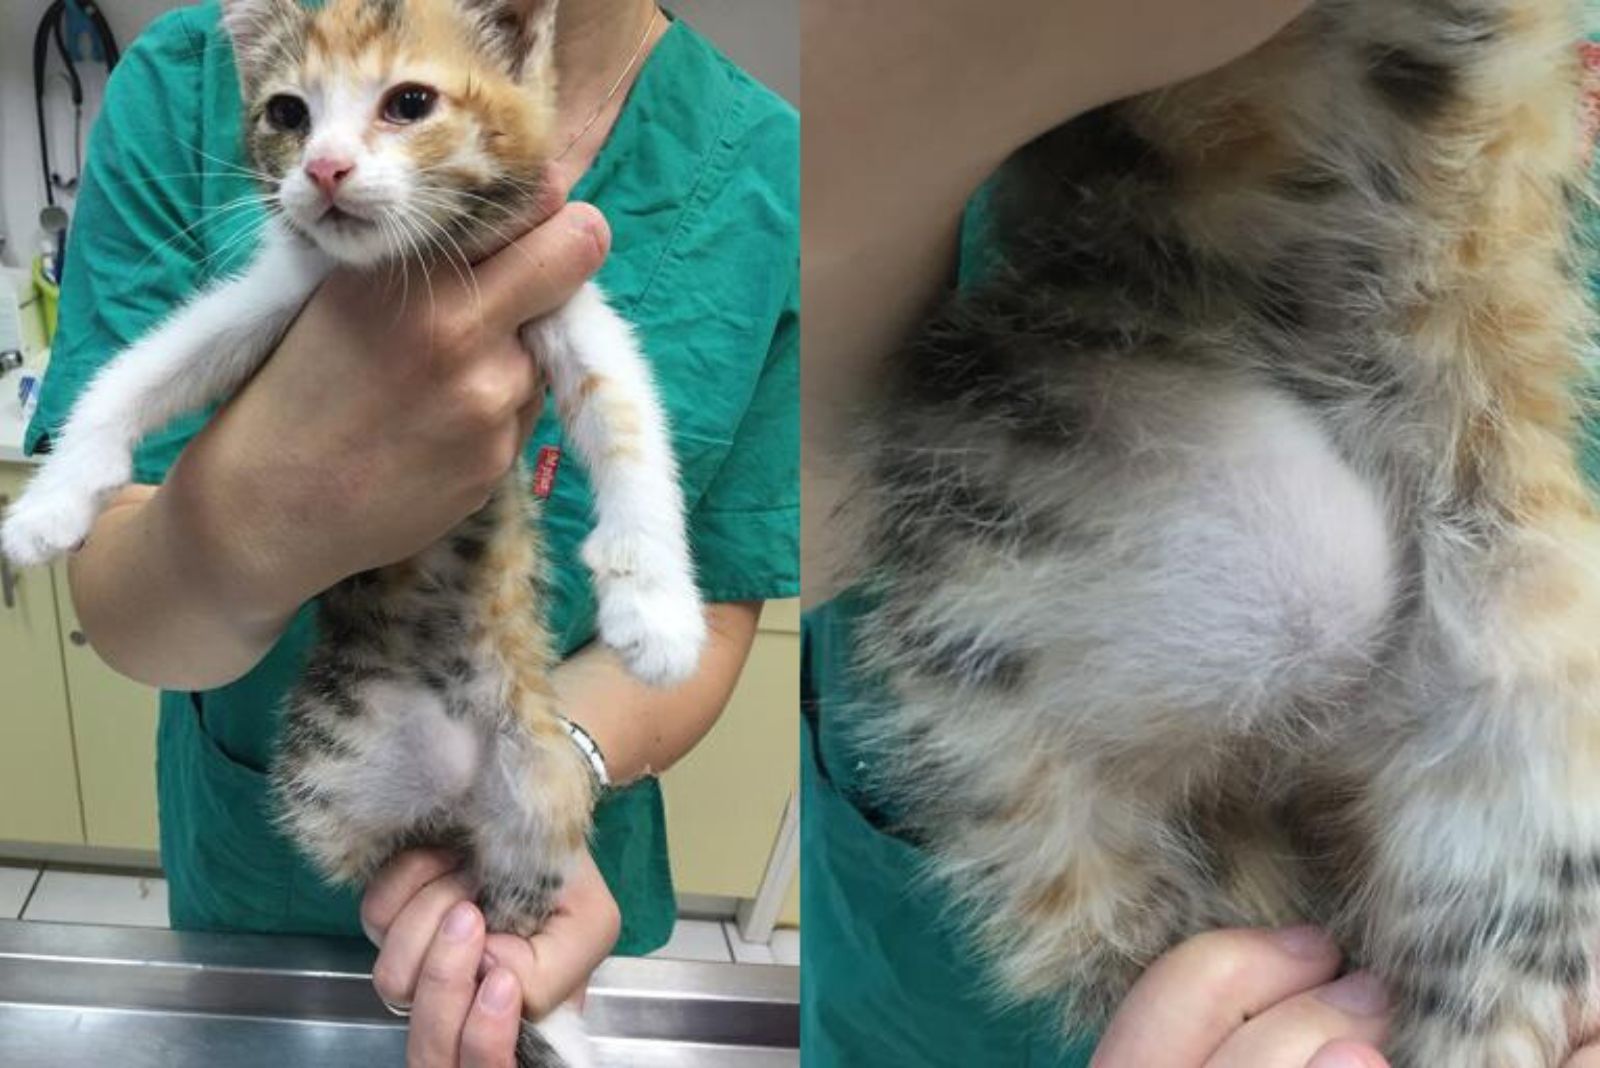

{"left": 53, "top": 568, "right": 160, "bottom": 852}
{"left": 0, "top": 469, "right": 85, "bottom": 846}
{"left": 662, "top": 599, "right": 799, "bottom": 901}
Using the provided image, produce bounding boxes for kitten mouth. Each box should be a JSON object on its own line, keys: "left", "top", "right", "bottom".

{"left": 321, "top": 205, "right": 367, "bottom": 224}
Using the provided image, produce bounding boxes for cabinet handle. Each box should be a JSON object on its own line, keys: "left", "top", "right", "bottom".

{"left": 69, "top": 630, "right": 87, "bottom": 647}
{"left": 0, "top": 496, "right": 15, "bottom": 611}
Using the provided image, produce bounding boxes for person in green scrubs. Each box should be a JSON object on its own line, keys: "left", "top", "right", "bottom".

{"left": 802, "top": 3, "right": 1600, "bottom": 1067}
{"left": 29, "top": 1, "right": 796, "bottom": 1062}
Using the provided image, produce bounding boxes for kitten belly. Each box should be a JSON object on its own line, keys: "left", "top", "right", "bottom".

{"left": 273, "top": 477, "right": 590, "bottom": 930}
{"left": 855, "top": 366, "right": 1400, "bottom": 1015}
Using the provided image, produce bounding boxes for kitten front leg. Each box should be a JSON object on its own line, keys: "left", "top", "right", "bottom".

{"left": 523, "top": 282, "right": 706, "bottom": 686}
{"left": 2, "top": 228, "right": 329, "bottom": 565}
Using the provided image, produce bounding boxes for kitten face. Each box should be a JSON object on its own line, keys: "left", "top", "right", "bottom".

{"left": 222, "top": 0, "right": 557, "bottom": 266}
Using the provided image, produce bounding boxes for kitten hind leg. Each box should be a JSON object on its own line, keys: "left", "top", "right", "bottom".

{"left": 1348, "top": 630, "right": 1600, "bottom": 1067}
{"left": 524, "top": 282, "right": 705, "bottom": 686}
{"left": 467, "top": 705, "right": 594, "bottom": 937}
{"left": 1353, "top": 772, "right": 1600, "bottom": 1068}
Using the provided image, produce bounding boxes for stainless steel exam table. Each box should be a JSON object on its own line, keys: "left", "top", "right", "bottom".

{"left": 0, "top": 919, "right": 798, "bottom": 1066}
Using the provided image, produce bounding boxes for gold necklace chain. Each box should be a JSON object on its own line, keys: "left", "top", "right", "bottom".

{"left": 553, "top": 7, "right": 661, "bottom": 163}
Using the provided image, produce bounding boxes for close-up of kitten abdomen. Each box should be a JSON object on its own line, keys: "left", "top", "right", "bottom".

{"left": 802, "top": 0, "right": 1600, "bottom": 1066}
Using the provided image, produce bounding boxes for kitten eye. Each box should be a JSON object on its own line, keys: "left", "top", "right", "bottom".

{"left": 264, "top": 94, "right": 310, "bottom": 134}
{"left": 382, "top": 84, "right": 439, "bottom": 124}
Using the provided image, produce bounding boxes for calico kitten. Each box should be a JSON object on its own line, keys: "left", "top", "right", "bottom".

{"left": 850, "top": 1, "right": 1600, "bottom": 1064}
{"left": 2, "top": 0, "right": 706, "bottom": 1063}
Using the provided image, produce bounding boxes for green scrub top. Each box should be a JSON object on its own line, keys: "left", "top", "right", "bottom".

{"left": 27, "top": 3, "right": 798, "bottom": 955}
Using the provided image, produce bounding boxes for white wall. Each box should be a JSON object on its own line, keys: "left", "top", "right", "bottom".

{"left": 673, "top": 0, "right": 796, "bottom": 104}
{"left": 0, "top": 0, "right": 794, "bottom": 269}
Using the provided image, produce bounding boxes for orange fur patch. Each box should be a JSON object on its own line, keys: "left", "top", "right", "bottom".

{"left": 469, "top": 474, "right": 592, "bottom": 852}
{"left": 293, "top": 0, "right": 555, "bottom": 173}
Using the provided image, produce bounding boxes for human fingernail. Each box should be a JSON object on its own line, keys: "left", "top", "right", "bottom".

{"left": 1306, "top": 1042, "right": 1378, "bottom": 1068}
{"left": 1317, "top": 971, "right": 1389, "bottom": 1015}
{"left": 567, "top": 203, "right": 608, "bottom": 256}
{"left": 443, "top": 902, "right": 478, "bottom": 941}
{"left": 1270, "top": 925, "right": 1336, "bottom": 958}
{"left": 478, "top": 969, "right": 518, "bottom": 1014}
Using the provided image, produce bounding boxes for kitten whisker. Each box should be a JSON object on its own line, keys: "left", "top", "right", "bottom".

{"left": 190, "top": 212, "right": 278, "bottom": 282}
{"left": 134, "top": 192, "right": 281, "bottom": 277}
{"left": 376, "top": 209, "right": 417, "bottom": 328}
{"left": 174, "top": 138, "right": 277, "bottom": 184}
{"left": 390, "top": 211, "right": 438, "bottom": 335}
{"left": 406, "top": 193, "right": 545, "bottom": 284}
{"left": 398, "top": 204, "right": 484, "bottom": 323}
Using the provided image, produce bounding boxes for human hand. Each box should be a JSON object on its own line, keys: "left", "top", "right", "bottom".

{"left": 1094, "top": 927, "right": 1600, "bottom": 1067}
{"left": 360, "top": 848, "right": 621, "bottom": 1066}
{"left": 1090, "top": 927, "right": 1389, "bottom": 1068}
{"left": 160, "top": 189, "right": 609, "bottom": 623}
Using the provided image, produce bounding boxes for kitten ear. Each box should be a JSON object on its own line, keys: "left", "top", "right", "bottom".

{"left": 462, "top": 0, "right": 560, "bottom": 81}
{"left": 220, "top": 0, "right": 307, "bottom": 84}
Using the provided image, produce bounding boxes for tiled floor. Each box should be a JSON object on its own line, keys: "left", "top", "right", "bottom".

{"left": 20, "top": 869, "right": 169, "bottom": 928}
{"left": 0, "top": 861, "right": 799, "bottom": 967}
{"left": 649, "top": 917, "right": 734, "bottom": 962}
{"left": 0, "top": 865, "right": 40, "bottom": 919}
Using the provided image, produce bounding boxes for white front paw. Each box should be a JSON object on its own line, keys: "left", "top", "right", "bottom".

{"left": 2, "top": 485, "right": 101, "bottom": 565}
{"left": 584, "top": 525, "right": 705, "bottom": 686}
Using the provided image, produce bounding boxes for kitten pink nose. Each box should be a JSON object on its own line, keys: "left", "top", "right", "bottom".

{"left": 304, "top": 156, "right": 355, "bottom": 199}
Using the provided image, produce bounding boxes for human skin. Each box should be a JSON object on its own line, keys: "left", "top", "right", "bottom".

{"left": 1091, "top": 927, "right": 1600, "bottom": 1067}
{"left": 801, "top": 0, "right": 1316, "bottom": 600}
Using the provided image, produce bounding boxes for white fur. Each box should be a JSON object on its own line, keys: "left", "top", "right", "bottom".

{"left": 278, "top": 677, "right": 487, "bottom": 879}
{"left": 534, "top": 1004, "right": 596, "bottom": 1068}
{"left": 1, "top": 229, "right": 331, "bottom": 564}
{"left": 526, "top": 283, "right": 706, "bottom": 685}
{"left": 861, "top": 368, "right": 1400, "bottom": 1005}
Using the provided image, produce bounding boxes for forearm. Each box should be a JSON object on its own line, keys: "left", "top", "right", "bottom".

{"left": 67, "top": 428, "right": 324, "bottom": 691}
{"left": 67, "top": 493, "right": 293, "bottom": 690}
{"left": 800, "top": 4, "right": 1062, "bottom": 601}
{"left": 552, "top": 601, "right": 761, "bottom": 784}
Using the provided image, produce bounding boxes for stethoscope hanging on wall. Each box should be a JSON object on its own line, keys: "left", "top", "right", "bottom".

{"left": 33, "top": 0, "right": 121, "bottom": 208}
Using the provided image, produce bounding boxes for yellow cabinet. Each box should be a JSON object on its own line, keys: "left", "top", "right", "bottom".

{"left": 52, "top": 569, "right": 160, "bottom": 852}
{"left": 662, "top": 599, "right": 798, "bottom": 903}
{"left": 0, "top": 468, "right": 85, "bottom": 846}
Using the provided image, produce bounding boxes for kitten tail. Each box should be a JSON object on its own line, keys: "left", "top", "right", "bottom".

{"left": 517, "top": 1005, "right": 594, "bottom": 1068}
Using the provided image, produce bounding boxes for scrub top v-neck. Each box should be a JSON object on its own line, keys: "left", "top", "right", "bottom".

{"left": 28, "top": 3, "right": 799, "bottom": 953}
